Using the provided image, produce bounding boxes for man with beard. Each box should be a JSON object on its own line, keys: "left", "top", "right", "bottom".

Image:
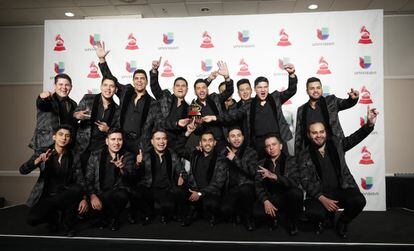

{"left": 20, "top": 125, "right": 88, "bottom": 236}
{"left": 299, "top": 106, "right": 378, "bottom": 238}
{"left": 192, "top": 61, "right": 234, "bottom": 151}
{"left": 255, "top": 134, "right": 303, "bottom": 235}
{"left": 86, "top": 128, "right": 135, "bottom": 231}
{"left": 95, "top": 41, "right": 161, "bottom": 160}
{"left": 130, "top": 129, "right": 189, "bottom": 226}
{"left": 29, "top": 74, "right": 78, "bottom": 154}
{"left": 73, "top": 76, "right": 120, "bottom": 172}
{"left": 175, "top": 123, "right": 226, "bottom": 226}
{"left": 218, "top": 127, "right": 257, "bottom": 231}
{"left": 210, "top": 64, "right": 297, "bottom": 159}
{"left": 295, "top": 77, "right": 359, "bottom": 154}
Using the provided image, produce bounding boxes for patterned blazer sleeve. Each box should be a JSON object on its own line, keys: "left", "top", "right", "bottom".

{"left": 277, "top": 156, "right": 300, "bottom": 188}
{"left": 342, "top": 124, "right": 374, "bottom": 152}
{"left": 294, "top": 105, "right": 304, "bottom": 154}
{"left": 149, "top": 70, "right": 165, "bottom": 100}
{"left": 201, "top": 155, "right": 227, "bottom": 195}
{"left": 334, "top": 94, "right": 358, "bottom": 111}
{"left": 74, "top": 95, "right": 89, "bottom": 113}
{"left": 299, "top": 154, "right": 322, "bottom": 199}
{"left": 218, "top": 101, "right": 248, "bottom": 124}
{"left": 36, "top": 95, "right": 53, "bottom": 112}
{"left": 19, "top": 154, "right": 41, "bottom": 175}
{"left": 272, "top": 75, "right": 298, "bottom": 104}
{"left": 231, "top": 148, "right": 257, "bottom": 179}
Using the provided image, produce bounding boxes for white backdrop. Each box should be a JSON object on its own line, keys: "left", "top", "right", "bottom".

{"left": 43, "top": 9, "right": 385, "bottom": 210}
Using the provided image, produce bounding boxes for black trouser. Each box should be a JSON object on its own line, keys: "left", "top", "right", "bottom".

{"left": 256, "top": 187, "right": 303, "bottom": 223}
{"left": 221, "top": 184, "right": 255, "bottom": 219}
{"left": 27, "top": 184, "right": 83, "bottom": 228}
{"left": 152, "top": 186, "right": 189, "bottom": 217}
{"left": 304, "top": 188, "right": 366, "bottom": 224}
{"left": 129, "top": 185, "right": 154, "bottom": 218}
{"left": 94, "top": 188, "right": 129, "bottom": 220}
{"left": 189, "top": 192, "right": 221, "bottom": 218}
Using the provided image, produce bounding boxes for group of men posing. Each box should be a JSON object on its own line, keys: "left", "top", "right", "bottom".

{"left": 20, "top": 41, "right": 379, "bottom": 238}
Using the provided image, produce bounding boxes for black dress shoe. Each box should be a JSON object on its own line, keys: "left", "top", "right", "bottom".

{"left": 141, "top": 216, "right": 151, "bottom": 226}
{"left": 269, "top": 219, "right": 278, "bottom": 231}
{"left": 128, "top": 213, "right": 137, "bottom": 224}
{"left": 181, "top": 216, "right": 192, "bottom": 227}
{"left": 336, "top": 220, "right": 348, "bottom": 239}
{"left": 245, "top": 218, "right": 255, "bottom": 231}
{"left": 315, "top": 221, "right": 324, "bottom": 235}
{"left": 110, "top": 218, "right": 120, "bottom": 231}
{"left": 66, "top": 229, "right": 76, "bottom": 237}
{"left": 288, "top": 222, "right": 299, "bottom": 236}
{"left": 209, "top": 216, "right": 217, "bottom": 227}
{"left": 160, "top": 215, "right": 168, "bottom": 224}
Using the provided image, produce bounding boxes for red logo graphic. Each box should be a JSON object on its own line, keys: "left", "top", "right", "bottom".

{"left": 277, "top": 29, "right": 291, "bottom": 46}
{"left": 87, "top": 62, "right": 100, "bottom": 78}
{"left": 316, "top": 57, "right": 331, "bottom": 75}
{"left": 161, "top": 60, "right": 174, "bottom": 77}
{"left": 359, "top": 146, "right": 374, "bottom": 165}
{"left": 54, "top": 34, "right": 66, "bottom": 51}
{"left": 358, "top": 26, "right": 373, "bottom": 44}
{"left": 125, "top": 33, "right": 139, "bottom": 50}
{"left": 237, "top": 59, "right": 251, "bottom": 76}
{"left": 200, "top": 31, "right": 214, "bottom": 48}
{"left": 359, "top": 86, "right": 373, "bottom": 104}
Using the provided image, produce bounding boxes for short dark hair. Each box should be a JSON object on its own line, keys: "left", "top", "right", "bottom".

{"left": 254, "top": 76, "right": 269, "bottom": 87}
{"left": 101, "top": 76, "right": 118, "bottom": 85}
{"left": 306, "top": 77, "right": 322, "bottom": 89}
{"left": 54, "top": 73, "right": 72, "bottom": 85}
{"left": 218, "top": 81, "right": 226, "bottom": 91}
{"left": 264, "top": 133, "right": 282, "bottom": 144}
{"left": 132, "top": 69, "right": 148, "bottom": 81}
{"left": 194, "top": 78, "right": 207, "bottom": 89}
{"left": 228, "top": 126, "right": 243, "bottom": 135}
{"left": 236, "top": 79, "right": 251, "bottom": 90}
{"left": 107, "top": 127, "right": 124, "bottom": 138}
{"left": 174, "top": 77, "right": 188, "bottom": 87}
{"left": 53, "top": 124, "right": 73, "bottom": 135}
{"left": 200, "top": 130, "right": 215, "bottom": 140}
{"left": 307, "top": 121, "right": 326, "bottom": 132}
{"left": 151, "top": 128, "right": 168, "bottom": 138}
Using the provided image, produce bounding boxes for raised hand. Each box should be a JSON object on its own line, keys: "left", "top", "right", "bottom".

{"left": 348, "top": 88, "right": 359, "bottom": 100}
{"left": 207, "top": 71, "right": 219, "bottom": 82}
{"left": 136, "top": 149, "right": 143, "bottom": 166}
{"left": 110, "top": 154, "right": 125, "bottom": 171}
{"left": 94, "top": 41, "right": 110, "bottom": 61}
{"left": 188, "top": 189, "right": 200, "bottom": 202}
{"left": 366, "top": 105, "right": 379, "bottom": 127}
{"left": 95, "top": 120, "right": 109, "bottom": 132}
{"left": 226, "top": 146, "right": 235, "bottom": 161}
{"left": 185, "top": 118, "right": 197, "bottom": 137}
{"left": 177, "top": 173, "right": 184, "bottom": 186}
{"left": 217, "top": 61, "right": 229, "bottom": 79}
{"left": 284, "top": 63, "right": 295, "bottom": 76}
{"left": 152, "top": 57, "right": 162, "bottom": 72}
{"left": 39, "top": 91, "right": 52, "bottom": 99}
{"left": 35, "top": 149, "right": 53, "bottom": 165}
{"left": 258, "top": 166, "right": 278, "bottom": 180}
{"left": 74, "top": 109, "right": 91, "bottom": 120}
{"left": 264, "top": 200, "right": 277, "bottom": 218}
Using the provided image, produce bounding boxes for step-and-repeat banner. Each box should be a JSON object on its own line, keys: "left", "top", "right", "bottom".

{"left": 44, "top": 10, "right": 384, "bottom": 210}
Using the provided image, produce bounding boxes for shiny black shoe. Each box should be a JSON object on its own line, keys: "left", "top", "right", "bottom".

{"left": 336, "top": 221, "right": 348, "bottom": 239}
{"left": 128, "top": 213, "right": 137, "bottom": 224}
{"left": 315, "top": 221, "right": 324, "bottom": 235}
{"left": 269, "top": 219, "right": 278, "bottom": 231}
{"left": 288, "top": 222, "right": 299, "bottom": 236}
{"left": 141, "top": 216, "right": 151, "bottom": 226}
{"left": 66, "top": 229, "right": 76, "bottom": 237}
{"left": 209, "top": 216, "right": 217, "bottom": 227}
{"left": 181, "top": 216, "right": 192, "bottom": 227}
{"left": 160, "top": 215, "right": 168, "bottom": 224}
{"left": 110, "top": 218, "right": 120, "bottom": 231}
{"left": 245, "top": 218, "right": 255, "bottom": 232}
